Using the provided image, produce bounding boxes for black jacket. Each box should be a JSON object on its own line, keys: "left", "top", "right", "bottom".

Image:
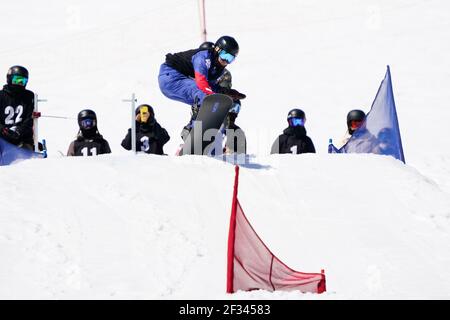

{"left": 165, "top": 48, "right": 202, "bottom": 78}
{"left": 121, "top": 120, "right": 170, "bottom": 155}
{"left": 165, "top": 48, "right": 225, "bottom": 82}
{"left": 67, "top": 130, "right": 111, "bottom": 156}
{"left": 0, "top": 84, "right": 34, "bottom": 146}
{"left": 271, "top": 126, "right": 316, "bottom": 154}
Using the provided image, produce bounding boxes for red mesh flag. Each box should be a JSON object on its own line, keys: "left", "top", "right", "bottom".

{"left": 227, "top": 166, "right": 326, "bottom": 294}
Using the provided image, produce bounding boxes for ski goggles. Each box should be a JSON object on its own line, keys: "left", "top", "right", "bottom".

{"left": 80, "top": 118, "right": 96, "bottom": 130}
{"left": 350, "top": 120, "right": 363, "bottom": 129}
{"left": 11, "top": 75, "right": 28, "bottom": 86}
{"left": 288, "top": 117, "right": 305, "bottom": 127}
{"left": 218, "top": 50, "right": 236, "bottom": 64}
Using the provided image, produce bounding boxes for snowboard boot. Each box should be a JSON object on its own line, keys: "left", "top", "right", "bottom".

{"left": 180, "top": 101, "right": 200, "bottom": 140}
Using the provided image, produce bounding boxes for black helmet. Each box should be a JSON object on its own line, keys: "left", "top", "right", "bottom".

{"left": 7, "top": 65, "right": 29, "bottom": 87}
{"left": 214, "top": 36, "right": 239, "bottom": 56}
{"left": 78, "top": 109, "right": 97, "bottom": 130}
{"left": 199, "top": 41, "right": 214, "bottom": 50}
{"left": 346, "top": 109, "right": 366, "bottom": 131}
{"left": 287, "top": 108, "right": 305, "bottom": 120}
{"left": 287, "top": 108, "right": 306, "bottom": 127}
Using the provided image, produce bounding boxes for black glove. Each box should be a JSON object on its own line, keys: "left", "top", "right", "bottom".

{"left": 220, "top": 88, "right": 246, "bottom": 101}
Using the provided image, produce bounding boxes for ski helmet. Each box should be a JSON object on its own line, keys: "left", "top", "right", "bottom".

{"left": 199, "top": 41, "right": 214, "bottom": 50}
{"left": 78, "top": 109, "right": 97, "bottom": 130}
{"left": 346, "top": 109, "right": 366, "bottom": 132}
{"left": 215, "top": 36, "right": 239, "bottom": 56}
{"left": 287, "top": 108, "right": 306, "bottom": 127}
{"left": 7, "top": 65, "right": 29, "bottom": 87}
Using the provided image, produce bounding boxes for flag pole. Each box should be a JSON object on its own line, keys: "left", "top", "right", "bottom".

{"left": 199, "top": 0, "right": 207, "bottom": 42}
{"left": 226, "top": 165, "right": 240, "bottom": 293}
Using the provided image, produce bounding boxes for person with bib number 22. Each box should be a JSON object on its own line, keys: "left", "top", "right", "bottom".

{"left": 0, "top": 66, "right": 35, "bottom": 150}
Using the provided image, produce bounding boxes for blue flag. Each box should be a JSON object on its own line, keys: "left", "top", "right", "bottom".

{"left": 330, "top": 66, "right": 405, "bottom": 163}
{"left": 0, "top": 138, "right": 44, "bottom": 166}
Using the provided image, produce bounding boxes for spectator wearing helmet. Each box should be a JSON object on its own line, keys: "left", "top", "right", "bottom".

{"left": 271, "top": 109, "right": 316, "bottom": 154}
{"left": 67, "top": 109, "right": 111, "bottom": 156}
{"left": 337, "top": 109, "right": 366, "bottom": 148}
{"left": 158, "top": 36, "right": 246, "bottom": 134}
{"left": 121, "top": 104, "right": 170, "bottom": 155}
{"left": 0, "top": 66, "right": 35, "bottom": 150}
{"left": 340, "top": 109, "right": 378, "bottom": 153}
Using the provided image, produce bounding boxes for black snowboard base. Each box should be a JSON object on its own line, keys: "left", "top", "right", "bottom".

{"left": 180, "top": 94, "right": 233, "bottom": 156}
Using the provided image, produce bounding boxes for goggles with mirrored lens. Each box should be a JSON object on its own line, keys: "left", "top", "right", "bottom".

{"left": 289, "top": 117, "right": 305, "bottom": 127}
{"left": 350, "top": 120, "right": 363, "bottom": 129}
{"left": 80, "top": 118, "right": 96, "bottom": 130}
{"left": 11, "top": 75, "right": 28, "bottom": 86}
{"left": 218, "top": 50, "right": 236, "bottom": 64}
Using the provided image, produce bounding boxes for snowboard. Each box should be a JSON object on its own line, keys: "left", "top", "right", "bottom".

{"left": 179, "top": 93, "right": 233, "bottom": 156}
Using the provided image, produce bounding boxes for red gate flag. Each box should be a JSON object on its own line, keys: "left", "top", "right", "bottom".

{"left": 227, "top": 165, "right": 326, "bottom": 294}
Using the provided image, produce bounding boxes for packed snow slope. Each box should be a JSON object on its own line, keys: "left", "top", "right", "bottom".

{"left": 1, "top": 0, "right": 450, "bottom": 299}
{"left": 1, "top": 155, "right": 449, "bottom": 299}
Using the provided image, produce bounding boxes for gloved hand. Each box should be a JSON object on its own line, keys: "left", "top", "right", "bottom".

{"left": 220, "top": 88, "right": 246, "bottom": 101}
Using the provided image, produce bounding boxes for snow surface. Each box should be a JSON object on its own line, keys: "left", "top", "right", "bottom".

{"left": 1, "top": 0, "right": 450, "bottom": 299}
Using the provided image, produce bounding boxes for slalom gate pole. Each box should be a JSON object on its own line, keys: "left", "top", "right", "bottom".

{"left": 226, "top": 165, "right": 240, "bottom": 293}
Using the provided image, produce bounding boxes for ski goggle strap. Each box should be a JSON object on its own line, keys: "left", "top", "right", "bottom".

{"left": 80, "top": 118, "right": 96, "bottom": 130}
{"left": 11, "top": 75, "right": 28, "bottom": 86}
{"left": 218, "top": 50, "right": 236, "bottom": 64}
{"left": 289, "top": 117, "right": 305, "bottom": 127}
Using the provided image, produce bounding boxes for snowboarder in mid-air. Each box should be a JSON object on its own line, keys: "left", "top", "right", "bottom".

{"left": 158, "top": 36, "right": 246, "bottom": 138}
